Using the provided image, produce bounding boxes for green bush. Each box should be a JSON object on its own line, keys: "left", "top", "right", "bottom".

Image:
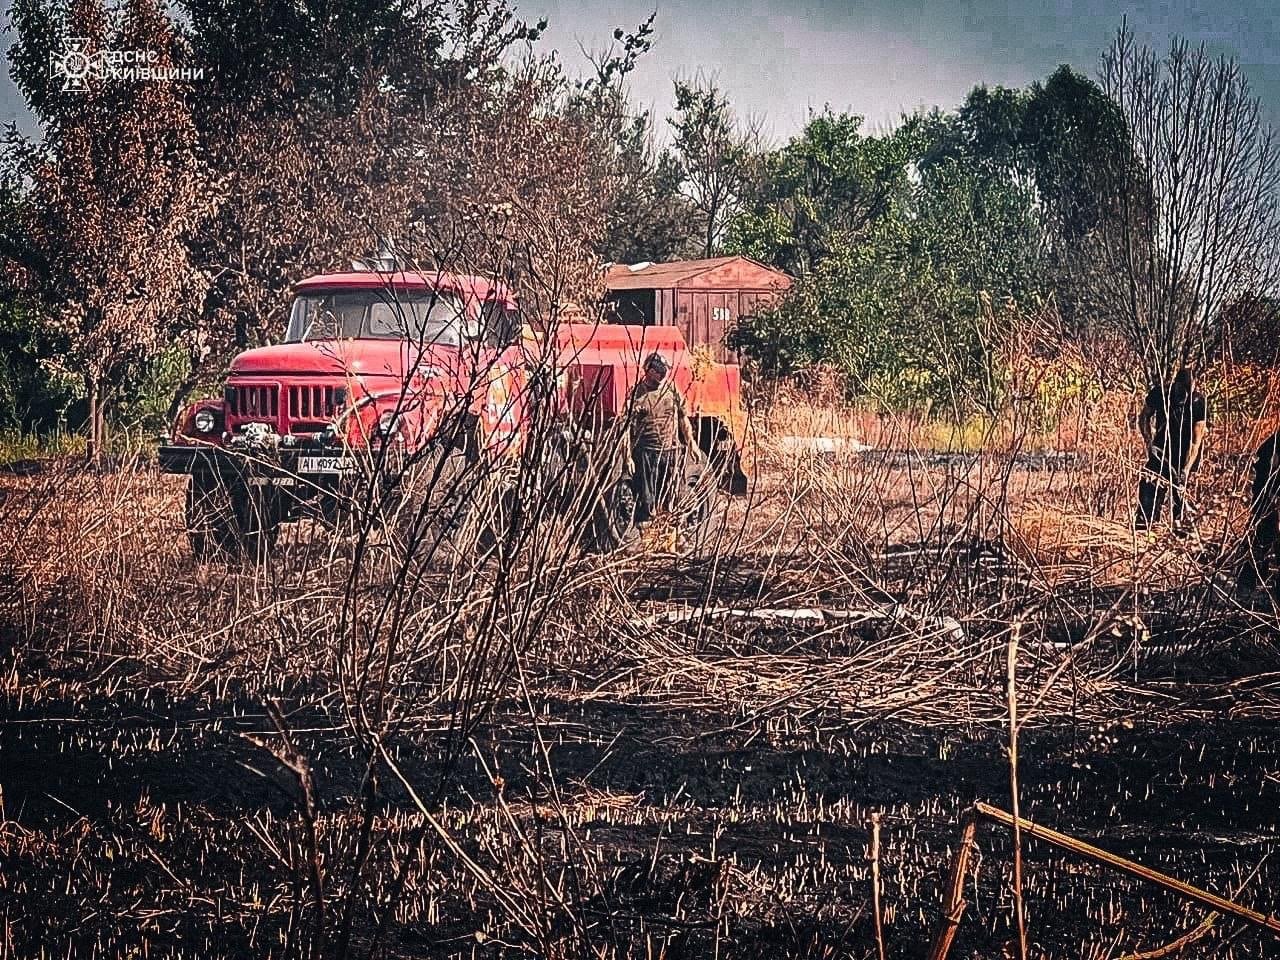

{"left": 0, "top": 300, "right": 76, "bottom": 433}
{"left": 730, "top": 159, "right": 1045, "bottom": 418}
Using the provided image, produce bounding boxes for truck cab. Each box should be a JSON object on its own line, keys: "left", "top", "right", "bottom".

{"left": 165, "top": 270, "right": 525, "bottom": 463}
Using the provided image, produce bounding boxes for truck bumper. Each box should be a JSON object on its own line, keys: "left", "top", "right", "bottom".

{"left": 157, "top": 444, "right": 352, "bottom": 478}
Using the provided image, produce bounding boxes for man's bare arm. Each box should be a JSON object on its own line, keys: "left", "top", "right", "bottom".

{"left": 678, "top": 412, "right": 697, "bottom": 450}
{"left": 672, "top": 388, "right": 697, "bottom": 450}
{"left": 1186, "top": 419, "right": 1207, "bottom": 472}
{"left": 1138, "top": 399, "right": 1155, "bottom": 451}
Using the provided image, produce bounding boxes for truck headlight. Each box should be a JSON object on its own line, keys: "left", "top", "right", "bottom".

{"left": 377, "top": 412, "right": 401, "bottom": 438}
{"left": 194, "top": 409, "right": 217, "bottom": 433}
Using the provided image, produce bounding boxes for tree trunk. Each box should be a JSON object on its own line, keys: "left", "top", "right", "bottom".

{"left": 85, "top": 372, "right": 109, "bottom": 466}
{"left": 85, "top": 374, "right": 99, "bottom": 465}
{"left": 167, "top": 360, "right": 205, "bottom": 427}
{"left": 97, "top": 382, "right": 108, "bottom": 462}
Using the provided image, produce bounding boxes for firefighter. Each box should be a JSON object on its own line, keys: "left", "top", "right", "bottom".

{"left": 628, "top": 352, "right": 698, "bottom": 527}
{"left": 1237, "top": 429, "right": 1280, "bottom": 594}
{"left": 1135, "top": 365, "right": 1208, "bottom": 529}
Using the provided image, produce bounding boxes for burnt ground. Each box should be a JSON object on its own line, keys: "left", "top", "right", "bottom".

{"left": 4, "top": 659, "right": 1280, "bottom": 959}
{"left": 3, "top": 461, "right": 1280, "bottom": 958}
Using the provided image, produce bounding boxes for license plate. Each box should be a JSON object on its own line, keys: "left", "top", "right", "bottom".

{"left": 298, "top": 455, "right": 354, "bottom": 474}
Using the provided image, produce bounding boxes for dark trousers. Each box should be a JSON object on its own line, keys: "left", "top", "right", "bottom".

{"left": 1238, "top": 467, "right": 1280, "bottom": 591}
{"left": 1136, "top": 449, "right": 1189, "bottom": 526}
{"left": 633, "top": 446, "right": 678, "bottom": 523}
{"left": 1238, "top": 508, "right": 1279, "bottom": 591}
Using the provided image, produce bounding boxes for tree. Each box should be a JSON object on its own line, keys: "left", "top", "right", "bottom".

{"left": 169, "top": 1, "right": 624, "bottom": 408}
{"left": 669, "top": 78, "right": 757, "bottom": 258}
{"left": 1022, "top": 66, "right": 1131, "bottom": 244}
{"left": 177, "top": 0, "right": 489, "bottom": 116}
{"left": 731, "top": 147, "right": 1045, "bottom": 416}
{"left": 1014, "top": 66, "right": 1137, "bottom": 345}
{"left": 728, "top": 108, "right": 917, "bottom": 275}
{"left": 595, "top": 108, "right": 694, "bottom": 264}
{"left": 1219, "top": 295, "right": 1280, "bottom": 366}
{"left": 574, "top": 14, "right": 694, "bottom": 264}
{"left": 917, "top": 85, "right": 1029, "bottom": 183}
{"left": 1085, "top": 27, "right": 1280, "bottom": 388}
{"left": 7, "top": 0, "right": 213, "bottom": 457}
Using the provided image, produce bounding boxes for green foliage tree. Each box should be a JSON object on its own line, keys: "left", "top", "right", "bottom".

{"left": 917, "top": 85, "right": 1029, "bottom": 182}
{"left": 727, "top": 108, "right": 917, "bottom": 275}
{"left": 0, "top": 284, "right": 76, "bottom": 433}
{"left": 595, "top": 110, "right": 693, "bottom": 264}
{"left": 0, "top": 147, "right": 62, "bottom": 432}
{"left": 1022, "top": 66, "right": 1130, "bottom": 243}
{"left": 732, "top": 120, "right": 1046, "bottom": 416}
{"left": 729, "top": 67, "right": 1145, "bottom": 411}
{"left": 177, "top": 0, "right": 529, "bottom": 116}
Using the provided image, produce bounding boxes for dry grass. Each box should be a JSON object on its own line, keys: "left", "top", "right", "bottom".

{"left": 2, "top": 391, "right": 1280, "bottom": 959}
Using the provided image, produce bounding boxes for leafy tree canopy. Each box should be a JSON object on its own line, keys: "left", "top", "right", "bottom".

{"left": 728, "top": 108, "right": 919, "bottom": 275}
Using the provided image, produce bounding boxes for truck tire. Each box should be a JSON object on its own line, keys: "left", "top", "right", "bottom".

{"left": 676, "top": 459, "right": 719, "bottom": 554}
{"left": 186, "top": 473, "right": 277, "bottom": 562}
{"left": 385, "top": 448, "right": 513, "bottom": 563}
{"left": 186, "top": 473, "right": 241, "bottom": 561}
{"left": 697, "top": 417, "right": 748, "bottom": 495}
{"left": 475, "top": 481, "right": 520, "bottom": 558}
{"left": 585, "top": 477, "right": 637, "bottom": 554}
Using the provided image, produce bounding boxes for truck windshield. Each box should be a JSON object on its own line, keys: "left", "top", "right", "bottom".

{"left": 285, "top": 291, "right": 471, "bottom": 345}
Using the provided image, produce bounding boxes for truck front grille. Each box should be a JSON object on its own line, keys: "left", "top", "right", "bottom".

{"left": 226, "top": 384, "right": 279, "bottom": 418}
{"left": 289, "top": 385, "right": 341, "bottom": 419}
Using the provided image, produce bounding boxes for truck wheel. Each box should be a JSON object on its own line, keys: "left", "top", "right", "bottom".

{"left": 186, "top": 473, "right": 242, "bottom": 561}
{"left": 697, "top": 417, "right": 749, "bottom": 495}
{"left": 186, "top": 474, "right": 278, "bottom": 561}
{"left": 678, "top": 470, "right": 719, "bottom": 553}
{"left": 585, "top": 477, "right": 637, "bottom": 554}
{"left": 476, "top": 481, "right": 520, "bottom": 558}
{"left": 237, "top": 490, "right": 280, "bottom": 561}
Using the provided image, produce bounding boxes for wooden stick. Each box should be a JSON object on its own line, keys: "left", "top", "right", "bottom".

{"left": 975, "top": 802, "right": 1280, "bottom": 938}
{"left": 1007, "top": 623, "right": 1028, "bottom": 960}
{"left": 926, "top": 810, "right": 979, "bottom": 960}
{"left": 1117, "top": 912, "right": 1217, "bottom": 960}
{"left": 870, "top": 812, "right": 887, "bottom": 960}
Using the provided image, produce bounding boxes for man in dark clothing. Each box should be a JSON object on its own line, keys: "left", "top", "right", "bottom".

{"left": 628, "top": 352, "right": 697, "bottom": 525}
{"left": 1135, "top": 366, "right": 1208, "bottom": 528}
{"left": 1237, "top": 430, "right": 1280, "bottom": 593}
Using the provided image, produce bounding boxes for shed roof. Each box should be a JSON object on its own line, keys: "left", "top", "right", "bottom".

{"left": 604, "top": 255, "right": 791, "bottom": 291}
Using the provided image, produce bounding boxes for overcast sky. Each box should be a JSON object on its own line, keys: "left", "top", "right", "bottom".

{"left": 3, "top": 0, "right": 1278, "bottom": 140}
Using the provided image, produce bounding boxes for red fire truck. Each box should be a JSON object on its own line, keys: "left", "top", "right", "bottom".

{"left": 159, "top": 268, "right": 749, "bottom": 558}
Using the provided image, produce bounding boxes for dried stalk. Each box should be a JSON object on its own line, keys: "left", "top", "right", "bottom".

{"left": 869, "top": 811, "right": 887, "bottom": 960}
{"left": 926, "top": 809, "right": 979, "bottom": 960}
{"left": 1007, "top": 622, "right": 1028, "bottom": 960}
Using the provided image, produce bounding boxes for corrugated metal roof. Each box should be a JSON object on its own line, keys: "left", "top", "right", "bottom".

{"left": 603, "top": 256, "right": 788, "bottom": 290}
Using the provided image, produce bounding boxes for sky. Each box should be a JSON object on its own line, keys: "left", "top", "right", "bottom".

{"left": 2, "top": 0, "right": 1278, "bottom": 141}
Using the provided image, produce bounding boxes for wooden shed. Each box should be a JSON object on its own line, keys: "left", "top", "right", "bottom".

{"left": 603, "top": 256, "right": 792, "bottom": 361}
